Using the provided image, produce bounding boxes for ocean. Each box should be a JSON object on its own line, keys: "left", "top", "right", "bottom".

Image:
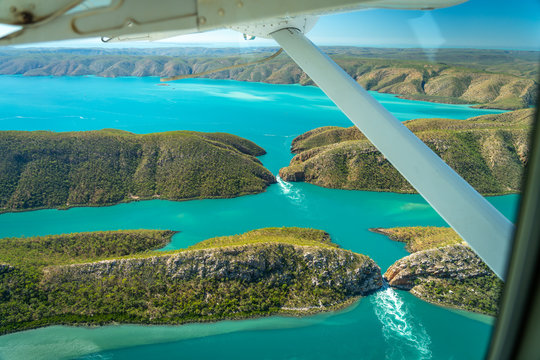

{"left": 0, "top": 76, "right": 516, "bottom": 359}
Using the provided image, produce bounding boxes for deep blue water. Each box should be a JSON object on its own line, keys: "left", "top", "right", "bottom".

{"left": 0, "top": 76, "right": 515, "bottom": 360}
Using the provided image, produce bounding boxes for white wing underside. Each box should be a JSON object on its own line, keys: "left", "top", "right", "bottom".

{"left": 0, "top": 0, "right": 466, "bottom": 45}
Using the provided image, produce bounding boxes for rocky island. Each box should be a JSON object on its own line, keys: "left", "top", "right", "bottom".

{"left": 373, "top": 227, "right": 502, "bottom": 316}
{"left": 0, "top": 227, "right": 382, "bottom": 335}
{"left": 0, "top": 129, "right": 275, "bottom": 212}
{"left": 280, "top": 108, "right": 533, "bottom": 195}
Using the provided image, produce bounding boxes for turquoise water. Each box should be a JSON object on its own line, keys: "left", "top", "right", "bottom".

{"left": 0, "top": 76, "right": 516, "bottom": 360}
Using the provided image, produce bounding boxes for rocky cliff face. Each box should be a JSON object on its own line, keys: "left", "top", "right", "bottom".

{"left": 34, "top": 244, "right": 382, "bottom": 328}
{"left": 280, "top": 109, "right": 533, "bottom": 195}
{"left": 378, "top": 227, "right": 503, "bottom": 316}
{"left": 43, "top": 244, "right": 382, "bottom": 296}
{"left": 384, "top": 244, "right": 491, "bottom": 290}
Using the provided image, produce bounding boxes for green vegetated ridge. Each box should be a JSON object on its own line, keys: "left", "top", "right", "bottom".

{"left": 352, "top": 63, "right": 536, "bottom": 110}
{"left": 0, "top": 47, "right": 537, "bottom": 109}
{"left": 0, "top": 129, "right": 276, "bottom": 213}
{"left": 280, "top": 108, "right": 534, "bottom": 195}
{"left": 0, "top": 227, "right": 382, "bottom": 335}
{"left": 373, "top": 227, "right": 503, "bottom": 316}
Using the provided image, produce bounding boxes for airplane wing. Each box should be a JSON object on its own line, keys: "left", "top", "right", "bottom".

{"left": 0, "top": 0, "right": 466, "bottom": 45}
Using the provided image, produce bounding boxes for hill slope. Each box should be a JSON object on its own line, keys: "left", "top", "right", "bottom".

{"left": 280, "top": 109, "right": 534, "bottom": 195}
{"left": 0, "top": 227, "right": 382, "bottom": 334}
{"left": 0, "top": 129, "right": 275, "bottom": 212}
{"left": 0, "top": 47, "right": 537, "bottom": 109}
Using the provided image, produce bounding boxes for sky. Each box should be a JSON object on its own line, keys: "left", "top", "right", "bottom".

{"left": 310, "top": 0, "right": 540, "bottom": 49}
{"left": 0, "top": 0, "right": 539, "bottom": 50}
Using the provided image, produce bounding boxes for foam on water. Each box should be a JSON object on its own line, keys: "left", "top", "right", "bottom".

{"left": 372, "top": 284, "right": 432, "bottom": 360}
{"left": 276, "top": 176, "right": 305, "bottom": 205}
{"left": 209, "top": 90, "right": 274, "bottom": 102}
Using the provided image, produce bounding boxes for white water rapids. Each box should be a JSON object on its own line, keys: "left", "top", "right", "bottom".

{"left": 371, "top": 283, "right": 433, "bottom": 360}
{"left": 276, "top": 176, "right": 305, "bottom": 205}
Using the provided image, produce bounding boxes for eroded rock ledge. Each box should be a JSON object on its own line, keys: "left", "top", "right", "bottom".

{"left": 375, "top": 227, "right": 503, "bottom": 316}
{"left": 385, "top": 244, "right": 492, "bottom": 289}
{"left": 44, "top": 242, "right": 382, "bottom": 294}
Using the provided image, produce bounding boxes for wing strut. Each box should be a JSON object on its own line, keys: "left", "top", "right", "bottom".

{"left": 271, "top": 27, "right": 514, "bottom": 280}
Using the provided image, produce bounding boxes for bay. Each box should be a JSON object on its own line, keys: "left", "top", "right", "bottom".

{"left": 0, "top": 76, "right": 516, "bottom": 360}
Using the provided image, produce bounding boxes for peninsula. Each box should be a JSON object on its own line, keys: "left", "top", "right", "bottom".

{"left": 0, "top": 129, "right": 275, "bottom": 212}
{"left": 0, "top": 227, "right": 382, "bottom": 334}
{"left": 280, "top": 108, "right": 533, "bottom": 195}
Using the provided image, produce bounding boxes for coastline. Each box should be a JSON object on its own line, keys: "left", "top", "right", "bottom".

{"left": 0, "top": 185, "right": 519, "bottom": 216}
{"left": 0, "top": 74, "right": 522, "bottom": 111}
{"left": 276, "top": 177, "right": 521, "bottom": 197}
{"left": 0, "top": 186, "right": 274, "bottom": 215}
{"left": 0, "top": 296, "right": 363, "bottom": 336}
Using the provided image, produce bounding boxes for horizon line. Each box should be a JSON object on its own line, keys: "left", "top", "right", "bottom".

{"left": 3, "top": 44, "right": 540, "bottom": 52}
